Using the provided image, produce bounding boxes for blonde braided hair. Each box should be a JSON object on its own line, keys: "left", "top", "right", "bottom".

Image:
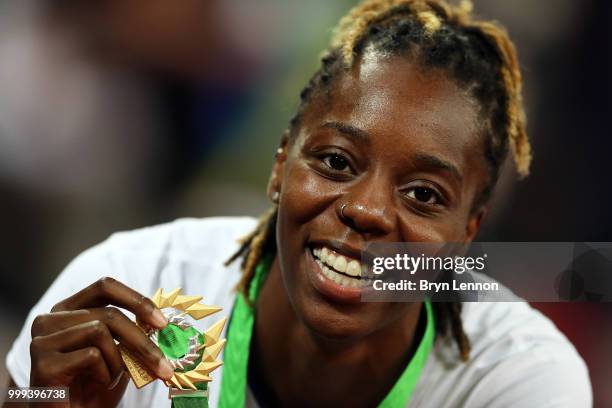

{"left": 330, "top": 0, "right": 531, "bottom": 177}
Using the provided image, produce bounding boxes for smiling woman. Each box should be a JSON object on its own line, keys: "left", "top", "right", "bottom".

{"left": 4, "top": 1, "right": 591, "bottom": 407}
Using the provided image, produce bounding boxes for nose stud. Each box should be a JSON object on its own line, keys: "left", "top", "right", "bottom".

{"left": 340, "top": 203, "right": 348, "bottom": 219}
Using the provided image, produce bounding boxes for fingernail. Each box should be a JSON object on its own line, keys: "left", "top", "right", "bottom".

{"left": 158, "top": 358, "right": 174, "bottom": 380}
{"left": 108, "top": 370, "right": 125, "bottom": 390}
{"left": 152, "top": 309, "right": 167, "bottom": 328}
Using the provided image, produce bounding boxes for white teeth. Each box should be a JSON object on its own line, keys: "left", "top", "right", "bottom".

{"left": 328, "top": 267, "right": 341, "bottom": 284}
{"left": 346, "top": 260, "right": 360, "bottom": 277}
{"left": 315, "top": 258, "right": 362, "bottom": 288}
{"left": 321, "top": 247, "right": 329, "bottom": 261}
{"left": 327, "top": 252, "right": 336, "bottom": 266}
{"left": 312, "top": 245, "right": 364, "bottom": 286}
{"left": 333, "top": 256, "right": 347, "bottom": 273}
{"left": 312, "top": 247, "right": 365, "bottom": 277}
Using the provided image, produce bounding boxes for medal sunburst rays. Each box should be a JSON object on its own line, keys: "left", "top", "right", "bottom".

{"left": 150, "top": 288, "right": 227, "bottom": 391}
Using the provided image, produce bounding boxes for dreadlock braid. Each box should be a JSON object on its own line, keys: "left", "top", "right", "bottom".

{"left": 228, "top": 0, "right": 532, "bottom": 363}
{"left": 476, "top": 21, "right": 531, "bottom": 176}
{"left": 433, "top": 302, "right": 470, "bottom": 361}
{"left": 225, "top": 207, "right": 277, "bottom": 304}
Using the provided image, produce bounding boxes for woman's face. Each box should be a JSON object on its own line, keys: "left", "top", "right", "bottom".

{"left": 270, "top": 54, "right": 489, "bottom": 340}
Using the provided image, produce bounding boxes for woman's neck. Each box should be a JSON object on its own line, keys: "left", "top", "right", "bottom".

{"left": 250, "top": 257, "right": 425, "bottom": 407}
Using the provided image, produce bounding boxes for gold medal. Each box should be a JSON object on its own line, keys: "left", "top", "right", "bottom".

{"left": 119, "top": 288, "right": 226, "bottom": 404}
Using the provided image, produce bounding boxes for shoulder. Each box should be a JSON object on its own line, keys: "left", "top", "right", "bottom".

{"left": 103, "top": 216, "right": 258, "bottom": 263}
{"left": 460, "top": 302, "right": 585, "bottom": 369}
{"left": 55, "top": 216, "right": 258, "bottom": 294}
{"left": 72, "top": 215, "right": 258, "bottom": 310}
{"left": 412, "top": 302, "right": 592, "bottom": 407}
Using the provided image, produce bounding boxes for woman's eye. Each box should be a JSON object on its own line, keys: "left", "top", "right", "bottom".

{"left": 406, "top": 186, "right": 440, "bottom": 205}
{"left": 323, "top": 154, "right": 350, "bottom": 172}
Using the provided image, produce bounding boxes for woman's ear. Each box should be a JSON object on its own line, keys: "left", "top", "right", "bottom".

{"left": 267, "top": 132, "right": 289, "bottom": 204}
{"left": 465, "top": 206, "right": 487, "bottom": 242}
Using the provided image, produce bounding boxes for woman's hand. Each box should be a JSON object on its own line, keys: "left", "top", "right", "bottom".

{"left": 29, "top": 277, "right": 174, "bottom": 408}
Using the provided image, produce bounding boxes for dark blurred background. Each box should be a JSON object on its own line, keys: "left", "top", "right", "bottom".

{"left": 0, "top": 0, "right": 610, "bottom": 405}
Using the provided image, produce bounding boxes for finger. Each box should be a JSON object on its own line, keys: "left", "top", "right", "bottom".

{"left": 30, "top": 320, "right": 124, "bottom": 380}
{"left": 63, "top": 347, "right": 112, "bottom": 385}
{"left": 33, "top": 347, "right": 111, "bottom": 387}
{"left": 33, "top": 310, "right": 106, "bottom": 336}
{"left": 51, "top": 277, "right": 167, "bottom": 329}
{"left": 32, "top": 308, "right": 174, "bottom": 380}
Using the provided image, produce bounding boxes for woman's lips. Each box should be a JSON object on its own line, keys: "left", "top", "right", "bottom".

{"left": 305, "top": 246, "right": 370, "bottom": 304}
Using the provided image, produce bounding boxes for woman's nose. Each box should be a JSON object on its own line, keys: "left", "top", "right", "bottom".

{"left": 337, "top": 178, "right": 395, "bottom": 236}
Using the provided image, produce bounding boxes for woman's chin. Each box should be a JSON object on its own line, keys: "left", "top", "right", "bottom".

{"left": 283, "top": 249, "right": 384, "bottom": 342}
{"left": 296, "top": 300, "right": 378, "bottom": 342}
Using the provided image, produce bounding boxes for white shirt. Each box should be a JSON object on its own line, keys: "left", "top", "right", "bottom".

{"left": 6, "top": 217, "right": 592, "bottom": 407}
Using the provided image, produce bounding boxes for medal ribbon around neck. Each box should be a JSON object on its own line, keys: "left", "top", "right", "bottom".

{"left": 119, "top": 288, "right": 227, "bottom": 408}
